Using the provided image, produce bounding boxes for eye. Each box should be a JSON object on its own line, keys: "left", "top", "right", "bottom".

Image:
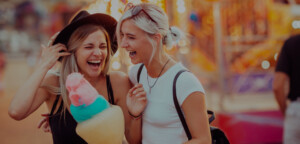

{"left": 100, "top": 45, "right": 107, "bottom": 49}
{"left": 84, "top": 44, "right": 94, "bottom": 49}
{"left": 85, "top": 46, "right": 93, "bottom": 49}
{"left": 128, "top": 36, "right": 135, "bottom": 40}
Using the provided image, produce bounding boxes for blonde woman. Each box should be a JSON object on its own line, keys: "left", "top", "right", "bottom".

{"left": 9, "top": 10, "right": 139, "bottom": 144}
{"left": 117, "top": 3, "right": 211, "bottom": 144}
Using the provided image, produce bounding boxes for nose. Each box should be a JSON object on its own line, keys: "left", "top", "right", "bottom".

{"left": 93, "top": 48, "right": 102, "bottom": 56}
{"left": 120, "top": 38, "right": 128, "bottom": 49}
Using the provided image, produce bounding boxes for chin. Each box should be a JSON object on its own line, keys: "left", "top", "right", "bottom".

{"left": 86, "top": 71, "right": 102, "bottom": 77}
{"left": 131, "top": 59, "right": 142, "bottom": 65}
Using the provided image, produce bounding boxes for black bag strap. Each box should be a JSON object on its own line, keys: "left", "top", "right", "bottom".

{"left": 137, "top": 64, "right": 144, "bottom": 83}
{"left": 173, "top": 70, "right": 216, "bottom": 140}
{"left": 208, "top": 110, "right": 215, "bottom": 124}
{"left": 173, "top": 69, "right": 192, "bottom": 140}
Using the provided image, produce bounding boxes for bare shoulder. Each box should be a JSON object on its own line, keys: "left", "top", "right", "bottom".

{"left": 109, "top": 71, "right": 130, "bottom": 85}
{"left": 109, "top": 71, "right": 131, "bottom": 101}
{"left": 42, "top": 71, "right": 60, "bottom": 87}
{"left": 40, "top": 71, "right": 60, "bottom": 103}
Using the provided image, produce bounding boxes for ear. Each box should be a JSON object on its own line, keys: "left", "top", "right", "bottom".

{"left": 152, "top": 33, "right": 162, "bottom": 45}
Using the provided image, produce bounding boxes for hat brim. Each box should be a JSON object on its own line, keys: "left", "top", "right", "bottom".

{"left": 53, "top": 13, "right": 118, "bottom": 55}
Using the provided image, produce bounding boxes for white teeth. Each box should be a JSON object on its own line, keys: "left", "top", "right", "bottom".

{"left": 88, "top": 60, "right": 101, "bottom": 64}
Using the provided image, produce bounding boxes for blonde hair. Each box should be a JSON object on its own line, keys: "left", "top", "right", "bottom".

{"left": 47, "top": 24, "right": 112, "bottom": 113}
{"left": 116, "top": 3, "right": 182, "bottom": 63}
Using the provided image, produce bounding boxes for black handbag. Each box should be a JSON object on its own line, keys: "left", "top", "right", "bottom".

{"left": 173, "top": 70, "right": 230, "bottom": 144}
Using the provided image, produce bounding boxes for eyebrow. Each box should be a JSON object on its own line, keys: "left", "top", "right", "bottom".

{"left": 83, "top": 43, "right": 93, "bottom": 46}
{"left": 99, "top": 43, "right": 107, "bottom": 46}
{"left": 125, "top": 33, "right": 135, "bottom": 37}
{"left": 83, "top": 42, "right": 107, "bottom": 46}
{"left": 121, "top": 30, "right": 135, "bottom": 37}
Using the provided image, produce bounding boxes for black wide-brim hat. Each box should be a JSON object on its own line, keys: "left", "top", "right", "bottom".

{"left": 53, "top": 10, "right": 118, "bottom": 56}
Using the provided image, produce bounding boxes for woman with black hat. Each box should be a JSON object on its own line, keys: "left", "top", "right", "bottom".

{"left": 8, "top": 10, "right": 139, "bottom": 144}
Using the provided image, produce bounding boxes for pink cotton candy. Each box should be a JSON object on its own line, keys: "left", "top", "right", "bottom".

{"left": 66, "top": 73, "right": 98, "bottom": 106}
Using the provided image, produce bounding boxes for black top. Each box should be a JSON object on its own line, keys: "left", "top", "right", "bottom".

{"left": 49, "top": 75, "right": 115, "bottom": 144}
{"left": 275, "top": 35, "right": 300, "bottom": 101}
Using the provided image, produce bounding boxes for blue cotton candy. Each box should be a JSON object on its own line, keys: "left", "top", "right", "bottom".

{"left": 70, "top": 95, "right": 110, "bottom": 123}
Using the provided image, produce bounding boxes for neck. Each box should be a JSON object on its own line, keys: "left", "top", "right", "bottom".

{"left": 145, "top": 54, "right": 172, "bottom": 78}
{"left": 84, "top": 74, "right": 105, "bottom": 87}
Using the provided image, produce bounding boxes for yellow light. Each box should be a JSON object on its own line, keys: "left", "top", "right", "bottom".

{"left": 179, "top": 47, "right": 189, "bottom": 54}
{"left": 178, "top": 40, "right": 187, "bottom": 47}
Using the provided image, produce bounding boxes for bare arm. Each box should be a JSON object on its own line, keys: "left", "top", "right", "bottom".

{"left": 272, "top": 72, "right": 290, "bottom": 115}
{"left": 8, "top": 42, "right": 69, "bottom": 120}
{"left": 9, "top": 65, "right": 50, "bottom": 120}
{"left": 182, "top": 92, "right": 211, "bottom": 144}
{"left": 125, "top": 84, "right": 146, "bottom": 144}
{"left": 111, "top": 72, "right": 144, "bottom": 144}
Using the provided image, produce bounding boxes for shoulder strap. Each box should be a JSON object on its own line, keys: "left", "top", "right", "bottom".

{"left": 208, "top": 110, "right": 215, "bottom": 123}
{"left": 137, "top": 64, "right": 144, "bottom": 83}
{"left": 173, "top": 70, "right": 216, "bottom": 140}
{"left": 50, "top": 95, "right": 60, "bottom": 116}
{"left": 173, "top": 70, "right": 192, "bottom": 140}
{"left": 106, "top": 75, "right": 115, "bottom": 105}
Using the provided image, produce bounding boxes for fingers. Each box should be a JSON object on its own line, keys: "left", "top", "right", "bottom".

{"left": 41, "top": 113, "right": 49, "bottom": 117}
{"left": 130, "top": 84, "right": 143, "bottom": 94}
{"left": 37, "top": 114, "right": 52, "bottom": 133}
{"left": 59, "top": 52, "right": 71, "bottom": 57}
{"left": 42, "top": 43, "right": 70, "bottom": 58}
{"left": 135, "top": 91, "right": 147, "bottom": 98}
{"left": 43, "top": 121, "right": 51, "bottom": 133}
{"left": 37, "top": 117, "right": 48, "bottom": 129}
{"left": 52, "top": 43, "right": 67, "bottom": 52}
{"left": 47, "top": 32, "right": 60, "bottom": 47}
{"left": 128, "top": 84, "right": 146, "bottom": 100}
{"left": 132, "top": 86, "right": 144, "bottom": 95}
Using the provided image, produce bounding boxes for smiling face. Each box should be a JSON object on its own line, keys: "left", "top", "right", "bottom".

{"left": 75, "top": 29, "right": 108, "bottom": 77}
{"left": 120, "top": 20, "right": 154, "bottom": 64}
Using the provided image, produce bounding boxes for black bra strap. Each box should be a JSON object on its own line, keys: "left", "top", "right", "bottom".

{"left": 106, "top": 75, "right": 115, "bottom": 105}
{"left": 50, "top": 95, "right": 60, "bottom": 116}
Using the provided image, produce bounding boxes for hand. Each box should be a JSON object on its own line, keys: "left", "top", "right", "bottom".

{"left": 39, "top": 32, "right": 71, "bottom": 69}
{"left": 127, "top": 84, "right": 147, "bottom": 117}
{"left": 37, "top": 113, "right": 51, "bottom": 133}
{"left": 47, "top": 32, "right": 59, "bottom": 47}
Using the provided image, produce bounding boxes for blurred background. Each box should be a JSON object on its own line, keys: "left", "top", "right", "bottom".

{"left": 1, "top": 0, "right": 300, "bottom": 143}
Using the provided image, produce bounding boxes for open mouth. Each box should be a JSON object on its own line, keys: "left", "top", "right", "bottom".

{"left": 129, "top": 51, "right": 136, "bottom": 58}
{"left": 87, "top": 60, "right": 101, "bottom": 69}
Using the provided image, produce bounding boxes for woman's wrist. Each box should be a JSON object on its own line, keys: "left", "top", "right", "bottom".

{"left": 128, "top": 110, "right": 143, "bottom": 120}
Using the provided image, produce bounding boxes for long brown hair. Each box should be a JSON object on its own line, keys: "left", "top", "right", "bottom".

{"left": 46, "top": 24, "right": 112, "bottom": 113}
